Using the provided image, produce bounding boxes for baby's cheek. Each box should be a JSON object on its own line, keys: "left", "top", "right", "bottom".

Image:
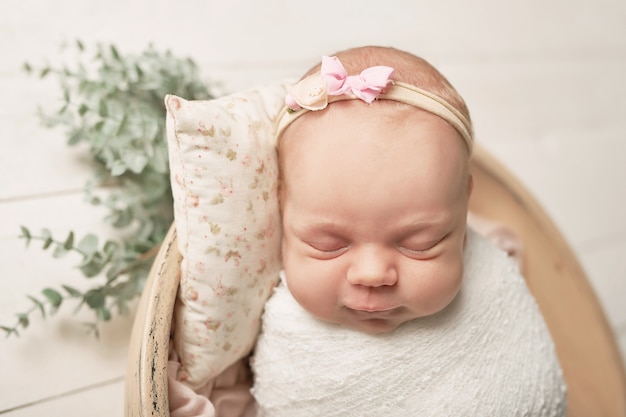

{"left": 285, "top": 259, "right": 339, "bottom": 320}
{"left": 404, "top": 259, "right": 463, "bottom": 316}
{"left": 432, "top": 259, "right": 464, "bottom": 311}
{"left": 287, "top": 273, "right": 326, "bottom": 316}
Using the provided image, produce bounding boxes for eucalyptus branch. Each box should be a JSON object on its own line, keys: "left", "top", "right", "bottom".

{"left": 3, "top": 40, "right": 216, "bottom": 337}
{"left": 0, "top": 283, "right": 83, "bottom": 337}
{"left": 3, "top": 226, "right": 153, "bottom": 338}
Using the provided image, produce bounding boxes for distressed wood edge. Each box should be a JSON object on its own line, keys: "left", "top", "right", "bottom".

{"left": 125, "top": 224, "right": 181, "bottom": 417}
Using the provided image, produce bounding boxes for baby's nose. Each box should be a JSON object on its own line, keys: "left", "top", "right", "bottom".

{"left": 346, "top": 247, "right": 398, "bottom": 287}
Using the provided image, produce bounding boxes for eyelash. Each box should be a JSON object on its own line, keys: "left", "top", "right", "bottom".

{"left": 308, "top": 243, "right": 348, "bottom": 254}
{"left": 303, "top": 235, "right": 446, "bottom": 258}
{"left": 398, "top": 237, "right": 443, "bottom": 256}
{"left": 399, "top": 246, "right": 432, "bottom": 257}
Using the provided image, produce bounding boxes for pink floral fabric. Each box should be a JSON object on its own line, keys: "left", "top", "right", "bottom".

{"left": 164, "top": 82, "right": 288, "bottom": 389}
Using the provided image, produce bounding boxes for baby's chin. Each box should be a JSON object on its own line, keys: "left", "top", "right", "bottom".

{"left": 355, "top": 321, "right": 401, "bottom": 335}
{"left": 336, "top": 302, "right": 458, "bottom": 335}
{"left": 339, "top": 316, "right": 406, "bottom": 335}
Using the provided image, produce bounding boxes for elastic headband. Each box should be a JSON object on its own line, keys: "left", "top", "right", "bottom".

{"left": 274, "top": 56, "right": 474, "bottom": 154}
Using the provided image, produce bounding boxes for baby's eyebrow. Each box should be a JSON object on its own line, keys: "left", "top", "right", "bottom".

{"left": 291, "top": 217, "right": 454, "bottom": 241}
{"left": 291, "top": 220, "right": 345, "bottom": 235}
{"left": 398, "top": 211, "right": 456, "bottom": 229}
{"left": 397, "top": 220, "right": 449, "bottom": 234}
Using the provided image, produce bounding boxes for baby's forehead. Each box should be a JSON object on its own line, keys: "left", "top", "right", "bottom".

{"left": 286, "top": 104, "right": 467, "bottom": 169}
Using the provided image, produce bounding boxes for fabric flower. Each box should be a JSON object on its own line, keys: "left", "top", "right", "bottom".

{"left": 285, "top": 74, "right": 328, "bottom": 111}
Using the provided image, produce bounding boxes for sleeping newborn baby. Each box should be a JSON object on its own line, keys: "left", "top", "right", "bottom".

{"left": 249, "top": 46, "right": 567, "bottom": 416}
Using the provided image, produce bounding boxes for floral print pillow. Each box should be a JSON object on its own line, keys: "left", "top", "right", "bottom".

{"left": 164, "top": 82, "right": 288, "bottom": 388}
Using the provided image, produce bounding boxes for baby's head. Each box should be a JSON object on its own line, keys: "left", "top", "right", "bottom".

{"left": 276, "top": 46, "right": 473, "bottom": 334}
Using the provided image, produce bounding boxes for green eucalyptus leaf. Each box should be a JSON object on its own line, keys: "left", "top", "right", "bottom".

{"left": 17, "top": 314, "right": 29, "bottom": 329}
{"left": 57, "top": 103, "right": 68, "bottom": 115}
{"left": 84, "top": 289, "right": 105, "bottom": 309}
{"left": 103, "top": 240, "right": 120, "bottom": 257}
{"left": 42, "top": 288, "right": 63, "bottom": 308}
{"left": 1, "top": 326, "right": 17, "bottom": 336}
{"left": 98, "top": 100, "right": 108, "bottom": 117}
{"left": 109, "top": 206, "right": 133, "bottom": 228}
{"left": 52, "top": 243, "right": 69, "bottom": 258}
{"left": 105, "top": 261, "right": 127, "bottom": 280}
{"left": 109, "top": 160, "right": 127, "bottom": 176}
{"left": 77, "top": 234, "right": 99, "bottom": 256}
{"left": 98, "top": 307, "right": 111, "bottom": 321}
{"left": 134, "top": 63, "right": 144, "bottom": 78}
{"left": 42, "top": 237, "right": 53, "bottom": 250}
{"left": 78, "top": 103, "right": 89, "bottom": 116}
{"left": 123, "top": 151, "right": 148, "bottom": 174}
{"left": 111, "top": 45, "right": 121, "bottom": 60}
{"left": 63, "top": 231, "right": 75, "bottom": 250}
{"left": 68, "top": 130, "right": 83, "bottom": 145}
{"left": 40, "top": 228, "right": 53, "bottom": 250}
{"left": 79, "top": 256, "right": 106, "bottom": 278}
{"left": 20, "top": 226, "right": 31, "bottom": 241}
{"left": 116, "top": 113, "right": 128, "bottom": 136}
{"left": 94, "top": 120, "right": 105, "bottom": 132}
{"left": 62, "top": 285, "right": 82, "bottom": 297}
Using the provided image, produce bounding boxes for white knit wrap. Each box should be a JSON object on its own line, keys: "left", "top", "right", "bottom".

{"left": 250, "top": 230, "right": 567, "bottom": 417}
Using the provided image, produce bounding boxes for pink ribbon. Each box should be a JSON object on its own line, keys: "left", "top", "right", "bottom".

{"left": 285, "top": 56, "right": 395, "bottom": 111}
{"left": 321, "top": 56, "right": 394, "bottom": 104}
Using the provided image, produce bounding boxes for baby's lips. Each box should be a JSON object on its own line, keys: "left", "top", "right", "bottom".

{"left": 344, "top": 304, "right": 401, "bottom": 317}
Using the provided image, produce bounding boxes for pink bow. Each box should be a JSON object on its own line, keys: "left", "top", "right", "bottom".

{"left": 321, "top": 56, "right": 394, "bottom": 104}
{"left": 285, "top": 56, "right": 395, "bottom": 111}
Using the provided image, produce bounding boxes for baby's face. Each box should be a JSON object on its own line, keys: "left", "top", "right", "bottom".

{"left": 280, "top": 101, "right": 471, "bottom": 334}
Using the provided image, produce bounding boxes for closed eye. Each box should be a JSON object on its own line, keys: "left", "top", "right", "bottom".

{"left": 399, "top": 246, "right": 433, "bottom": 256}
{"left": 398, "top": 236, "right": 445, "bottom": 258}
{"left": 305, "top": 241, "right": 349, "bottom": 258}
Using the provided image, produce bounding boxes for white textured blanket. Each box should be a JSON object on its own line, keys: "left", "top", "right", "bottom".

{"left": 251, "top": 230, "right": 566, "bottom": 417}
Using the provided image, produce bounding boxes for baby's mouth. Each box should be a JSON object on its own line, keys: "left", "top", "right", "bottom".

{"left": 343, "top": 305, "right": 401, "bottom": 319}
